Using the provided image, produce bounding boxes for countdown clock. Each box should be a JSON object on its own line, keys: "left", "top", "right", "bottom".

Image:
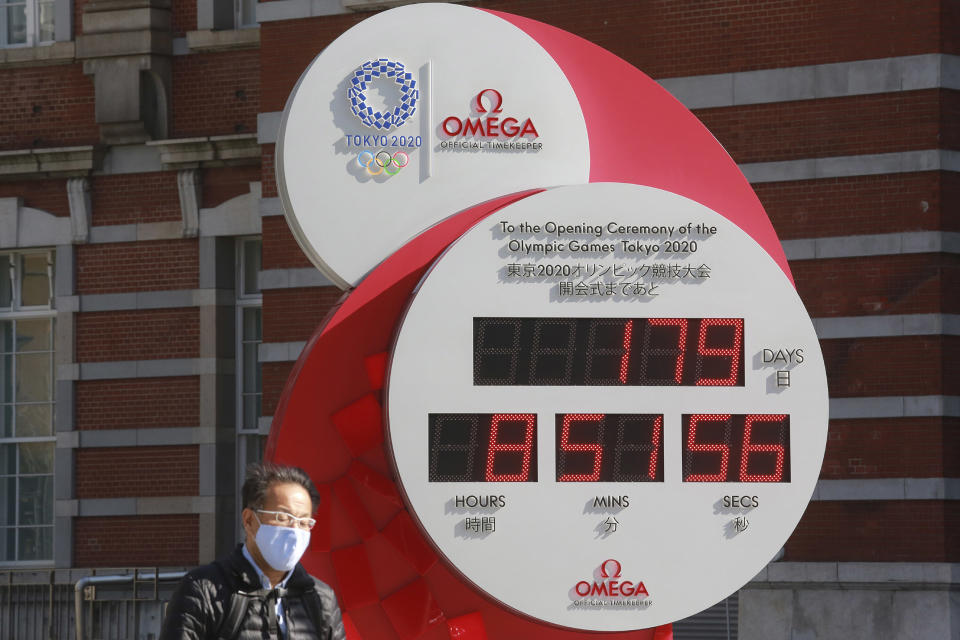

{"left": 385, "top": 183, "right": 828, "bottom": 631}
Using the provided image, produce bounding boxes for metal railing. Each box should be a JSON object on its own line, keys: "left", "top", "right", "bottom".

{"left": 0, "top": 568, "right": 185, "bottom": 640}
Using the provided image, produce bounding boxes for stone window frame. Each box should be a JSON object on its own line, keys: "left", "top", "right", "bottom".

{"left": 0, "top": 248, "right": 56, "bottom": 567}
{"left": 197, "top": 0, "right": 257, "bottom": 31}
{"left": 0, "top": 0, "right": 71, "bottom": 48}
{"left": 234, "top": 236, "right": 263, "bottom": 532}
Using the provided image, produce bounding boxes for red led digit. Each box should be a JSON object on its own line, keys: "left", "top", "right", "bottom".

{"left": 740, "top": 414, "right": 787, "bottom": 482}
{"left": 648, "top": 415, "right": 663, "bottom": 480}
{"left": 685, "top": 414, "right": 731, "bottom": 482}
{"left": 558, "top": 414, "right": 605, "bottom": 482}
{"left": 485, "top": 413, "right": 535, "bottom": 481}
{"left": 647, "top": 318, "right": 688, "bottom": 384}
{"left": 618, "top": 320, "right": 634, "bottom": 384}
{"left": 695, "top": 318, "right": 743, "bottom": 386}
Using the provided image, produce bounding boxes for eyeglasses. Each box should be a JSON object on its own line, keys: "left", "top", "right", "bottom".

{"left": 255, "top": 509, "right": 317, "bottom": 531}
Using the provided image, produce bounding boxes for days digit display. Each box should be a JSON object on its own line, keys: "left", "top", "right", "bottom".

{"left": 682, "top": 414, "right": 790, "bottom": 482}
{"left": 429, "top": 413, "right": 538, "bottom": 482}
{"left": 556, "top": 413, "right": 664, "bottom": 482}
{"left": 474, "top": 317, "right": 744, "bottom": 386}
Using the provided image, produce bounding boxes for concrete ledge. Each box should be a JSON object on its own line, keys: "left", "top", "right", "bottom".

{"left": 0, "top": 146, "right": 100, "bottom": 180}
{"left": 79, "top": 289, "right": 233, "bottom": 312}
{"left": 750, "top": 562, "right": 960, "bottom": 587}
{"left": 741, "top": 150, "right": 956, "bottom": 183}
{"left": 77, "top": 358, "right": 232, "bottom": 380}
{"left": 812, "top": 478, "right": 960, "bottom": 501}
{"left": 0, "top": 41, "right": 76, "bottom": 68}
{"left": 87, "top": 221, "right": 184, "bottom": 243}
{"left": 146, "top": 134, "right": 259, "bottom": 170}
{"left": 257, "top": 112, "right": 283, "bottom": 144}
{"left": 829, "top": 395, "right": 960, "bottom": 419}
{"left": 813, "top": 314, "right": 960, "bottom": 339}
{"left": 259, "top": 196, "right": 284, "bottom": 217}
{"left": 659, "top": 54, "right": 959, "bottom": 109}
{"left": 62, "top": 427, "right": 217, "bottom": 448}
{"left": 257, "top": 0, "right": 350, "bottom": 22}
{"left": 259, "top": 268, "right": 333, "bottom": 289}
{"left": 59, "top": 496, "right": 217, "bottom": 517}
{"left": 258, "top": 341, "right": 307, "bottom": 362}
{"left": 783, "top": 231, "right": 959, "bottom": 261}
{"left": 185, "top": 27, "right": 259, "bottom": 53}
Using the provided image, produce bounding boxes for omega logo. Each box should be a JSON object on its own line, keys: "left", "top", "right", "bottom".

{"left": 441, "top": 89, "right": 539, "bottom": 138}
{"left": 573, "top": 559, "right": 649, "bottom": 598}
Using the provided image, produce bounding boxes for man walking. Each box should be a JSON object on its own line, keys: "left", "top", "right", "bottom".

{"left": 161, "top": 463, "right": 345, "bottom": 639}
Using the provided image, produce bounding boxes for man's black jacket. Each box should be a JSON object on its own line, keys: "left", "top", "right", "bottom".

{"left": 160, "top": 545, "right": 345, "bottom": 640}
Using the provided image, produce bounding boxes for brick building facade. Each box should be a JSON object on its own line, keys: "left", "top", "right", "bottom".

{"left": 0, "top": 0, "right": 956, "bottom": 637}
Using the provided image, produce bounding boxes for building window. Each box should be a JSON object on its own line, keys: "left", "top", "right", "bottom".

{"left": 236, "top": 239, "right": 263, "bottom": 508}
{"left": 0, "top": 0, "right": 55, "bottom": 47}
{"left": 0, "top": 250, "right": 55, "bottom": 564}
{"left": 236, "top": 0, "right": 256, "bottom": 28}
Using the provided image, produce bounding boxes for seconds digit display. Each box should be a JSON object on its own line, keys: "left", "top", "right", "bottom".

{"left": 474, "top": 317, "right": 744, "bottom": 386}
{"left": 682, "top": 414, "right": 791, "bottom": 482}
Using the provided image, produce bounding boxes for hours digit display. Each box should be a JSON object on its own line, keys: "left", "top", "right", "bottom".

{"left": 682, "top": 414, "right": 790, "bottom": 483}
{"left": 428, "top": 413, "right": 537, "bottom": 482}
{"left": 556, "top": 413, "right": 664, "bottom": 482}
{"left": 474, "top": 317, "right": 744, "bottom": 386}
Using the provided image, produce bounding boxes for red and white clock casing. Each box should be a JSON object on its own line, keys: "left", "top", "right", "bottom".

{"left": 269, "top": 3, "right": 825, "bottom": 638}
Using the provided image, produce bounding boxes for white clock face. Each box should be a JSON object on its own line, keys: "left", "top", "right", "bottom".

{"left": 385, "top": 183, "right": 828, "bottom": 631}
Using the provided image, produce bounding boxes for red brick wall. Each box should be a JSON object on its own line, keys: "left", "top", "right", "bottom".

{"left": 261, "top": 143, "right": 277, "bottom": 198}
{"left": 90, "top": 173, "right": 181, "bottom": 226}
{"left": 75, "top": 446, "right": 199, "bottom": 498}
{"left": 262, "top": 361, "right": 293, "bottom": 416}
{"left": 202, "top": 165, "right": 261, "bottom": 209}
{"left": 171, "top": 0, "right": 197, "bottom": 36}
{"left": 472, "top": 0, "right": 945, "bottom": 77}
{"left": 695, "top": 90, "right": 950, "bottom": 164}
{"left": 822, "top": 417, "right": 960, "bottom": 479}
{"left": 75, "top": 309, "right": 200, "bottom": 362}
{"left": 791, "top": 253, "right": 960, "bottom": 317}
{"left": 758, "top": 172, "right": 949, "bottom": 240}
{"left": 74, "top": 515, "right": 199, "bottom": 567}
{"left": 260, "top": 16, "right": 364, "bottom": 112}
{"left": 75, "top": 377, "right": 200, "bottom": 430}
{"left": 0, "top": 178, "right": 70, "bottom": 217}
{"left": 172, "top": 50, "right": 260, "bottom": 138}
{"left": 76, "top": 240, "right": 199, "bottom": 294}
{"left": 945, "top": 0, "right": 960, "bottom": 53}
{"left": 820, "top": 336, "right": 958, "bottom": 397}
{"left": 263, "top": 287, "right": 344, "bottom": 343}
{"left": 0, "top": 64, "right": 97, "bottom": 151}
{"left": 262, "top": 216, "right": 313, "bottom": 269}
{"left": 785, "top": 501, "right": 959, "bottom": 562}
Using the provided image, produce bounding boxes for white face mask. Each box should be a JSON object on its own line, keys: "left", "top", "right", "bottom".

{"left": 254, "top": 514, "right": 311, "bottom": 572}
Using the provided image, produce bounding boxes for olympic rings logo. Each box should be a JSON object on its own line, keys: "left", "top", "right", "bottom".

{"left": 357, "top": 149, "right": 409, "bottom": 176}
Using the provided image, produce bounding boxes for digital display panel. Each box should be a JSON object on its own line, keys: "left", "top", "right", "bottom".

{"left": 555, "top": 413, "right": 664, "bottom": 482}
{"left": 428, "top": 413, "right": 538, "bottom": 482}
{"left": 682, "top": 414, "right": 791, "bottom": 482}
{"left": 474, "top": 317, "right": 744, "bottom": 386}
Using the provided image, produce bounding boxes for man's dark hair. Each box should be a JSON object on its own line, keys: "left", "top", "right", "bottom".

{"left": 242, "top": 462, "right": 321, "bottom": 512}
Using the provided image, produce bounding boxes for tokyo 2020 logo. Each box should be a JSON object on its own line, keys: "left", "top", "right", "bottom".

{"left": 348, "top": 58, "right": 419, "bottom": 131}
{"left": 357, "top": 150, "right": 409, "bottom": 176}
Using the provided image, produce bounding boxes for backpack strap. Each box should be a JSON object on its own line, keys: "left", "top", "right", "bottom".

{"left": 302, "top": 585, "right": 332, "bottom": 640}
{"left": 212, "top": 558, "right": 260, "bottom": 640}
{"left": 216, "top": 592, "right": 252, "bottom": 640}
